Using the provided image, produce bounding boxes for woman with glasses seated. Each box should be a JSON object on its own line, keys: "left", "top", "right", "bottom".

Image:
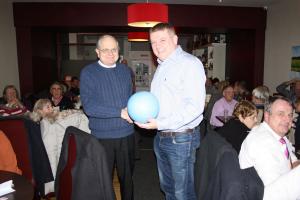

{"left": 49, "top": 82, "right": 74, "bottom": 111}
{"left": 217, "top": 100, "right": 258, "bottom": 153}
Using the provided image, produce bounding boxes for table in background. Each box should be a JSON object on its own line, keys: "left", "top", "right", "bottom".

{"left": 0, "top": 170, "right": 34, "bottom": 200}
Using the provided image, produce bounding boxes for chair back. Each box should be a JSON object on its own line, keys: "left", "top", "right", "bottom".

{"left": 195, "top": 130, "right": 264, "bottom": 200}
{"left": 0, "top": 118, "right": 33, "bottom": 182}
{"left": 57, "top": 134, "right": 76, "bottom": 200}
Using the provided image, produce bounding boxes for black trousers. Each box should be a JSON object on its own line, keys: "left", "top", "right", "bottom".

{"left": 99, "top": 133, "right": 135, "bottom": 200}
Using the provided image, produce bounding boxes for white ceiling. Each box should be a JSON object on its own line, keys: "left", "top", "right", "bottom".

{"left": 11, "top": 0, "right": 280, "bottom": 8}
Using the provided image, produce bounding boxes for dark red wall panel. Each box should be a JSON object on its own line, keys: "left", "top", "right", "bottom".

{"left": 13, "top": 3, "right": 266, "bottom": 94}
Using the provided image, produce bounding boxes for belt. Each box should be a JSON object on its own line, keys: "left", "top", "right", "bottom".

{"left": 158, "top": 129, "right": 194, "bottom": 137}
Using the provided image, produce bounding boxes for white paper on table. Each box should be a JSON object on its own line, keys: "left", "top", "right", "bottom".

{"left": 0, "top": 180, "right": 15, "bottom": 197}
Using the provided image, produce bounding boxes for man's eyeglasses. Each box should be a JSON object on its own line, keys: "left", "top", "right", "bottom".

{"left": 99, "top": 48, "right": 118, "bottom": 54}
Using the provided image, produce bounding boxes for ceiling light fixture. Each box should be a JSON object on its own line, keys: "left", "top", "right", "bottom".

{"left": 127, "top": 2, "right": 168, "bottom": 27}
{"left": 128, "top": 32, "right": 149, "bottom": 42}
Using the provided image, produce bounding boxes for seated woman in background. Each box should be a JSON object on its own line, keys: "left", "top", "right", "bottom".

{"left": 217, "top": 100, "right": 258, "bottom": 153}
{"left": 0, "top": 130, "right": 22, "bottom": 175}
{"left": 29, "top": 99, "right": 90, "bottom": 193}
{"left": 251, "top": 85, "right": 270, "bottom": 123}
{"left": 0, "top": 85, "right": 27, "bottom": 116}
{"left": 49, "top": 81, "right": 74, "bottom": 111}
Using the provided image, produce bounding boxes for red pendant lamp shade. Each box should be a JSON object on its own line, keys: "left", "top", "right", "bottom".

{"left": 128, "top": 32, "right": 149, "bottom": 42}
{"left": 127, "top": 3, "right": 168, "bottom": 27}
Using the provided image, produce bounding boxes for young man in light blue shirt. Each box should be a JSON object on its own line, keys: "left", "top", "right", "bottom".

{"left": 136, "top": 23, "right": 206, "bottom": 200}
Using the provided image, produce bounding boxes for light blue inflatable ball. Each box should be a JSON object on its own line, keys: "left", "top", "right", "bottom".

{"left": 127, "top": 91, "right": 159, "bottom": 123}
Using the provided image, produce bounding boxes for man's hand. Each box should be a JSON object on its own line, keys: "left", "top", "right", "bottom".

{"left": 292, "top": 160, "right": 300, "bottom": 169}
{"left": 121, "top": 108, "right": 133, "bottom": 123}
{"left": 135, "top": 118, "right": 157, "bottom": 129}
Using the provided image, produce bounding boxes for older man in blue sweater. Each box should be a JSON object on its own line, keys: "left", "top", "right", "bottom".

{"left": 80, "top": 35, "right": 134, "bottom": 200}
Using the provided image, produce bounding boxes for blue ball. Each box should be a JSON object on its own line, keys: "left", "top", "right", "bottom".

{"left": 127, "top": 91, "right": 159, "bottom": 123}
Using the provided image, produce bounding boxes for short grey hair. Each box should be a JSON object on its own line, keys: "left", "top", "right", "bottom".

{"left": 96, "top": 35, "right": 119, "bottom": 49}
{"left": 50, "top": 81, "right": 64, "bottom": 94}
{"left": 252, "top": 86, "right": 270, "bottom": 103}
{"left": 264, "top": 96, "right": 292, "bottom": 113}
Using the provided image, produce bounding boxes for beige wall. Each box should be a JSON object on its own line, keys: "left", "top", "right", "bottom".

{"left": 0, "top": 1, "right": 19, "bottom": 95}
{"left": 264, "top": 0, "right": 300, "bottom": 93}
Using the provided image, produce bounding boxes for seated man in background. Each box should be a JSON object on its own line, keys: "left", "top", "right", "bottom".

{"left": 233, "top": 80, "right": 250, "bottom": 101}
{"left": 276, "top": 78, "right": 300, "bottom": 103}
{"left": 62, "top": 75, "right": 72, "bottom": 92}
{"left": 210, "top": 85, "right": 238, "bottom": 128}
{"left": 251, "top": 85, "right": 270, "bottom": 123}
{"left": 239, "top": 96, "right": 300, "bottom": 200}
{"left": 69, "top": 76, "right": 81, "bottom": 108}
{"left": 70, "top": 76, "right": 80, "bottom": 97}
{"left": 204, "top": 80, "right": 229, "bottom": 129}
{"left": 0, "top": 130, "right": 22, "bottom": 175}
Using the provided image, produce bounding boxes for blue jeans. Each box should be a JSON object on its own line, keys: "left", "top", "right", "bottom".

{"left": 154, "top": 129, "right": 200, "bottom": 200}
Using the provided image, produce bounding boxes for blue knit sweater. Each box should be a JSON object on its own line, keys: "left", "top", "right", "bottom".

{"left": 80, "top": 61, "right": 134, "bottom": 139}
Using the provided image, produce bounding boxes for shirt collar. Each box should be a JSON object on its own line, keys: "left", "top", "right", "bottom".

{"left": 98, "top": 60, "right": 116, "bottom": 68}
{"left": 262, "top": 121, "right": 285, "bottom": 141}
{"left": 221, "top": 97, "right": 236, "bottom": 105}
{"left": 157, "top": 45, "right": 181, "bottom": 65}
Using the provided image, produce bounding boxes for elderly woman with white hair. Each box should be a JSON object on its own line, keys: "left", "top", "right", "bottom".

{"left": 251, "top": 85, "right": 270, "bottom": 123}
{"left": 29, "top": 99, "right": 90, "bottom": 194}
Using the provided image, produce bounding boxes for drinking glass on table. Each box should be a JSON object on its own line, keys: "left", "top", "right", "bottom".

{"left": 224, "top": 109, "right": 229, "bottom": 123}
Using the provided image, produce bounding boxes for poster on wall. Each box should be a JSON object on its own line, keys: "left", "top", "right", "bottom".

{"left": 289, "top": 46, "right": 300, "bottom": 79}
{"left": 131, "top": 60, "right": 153, "bottom": 91}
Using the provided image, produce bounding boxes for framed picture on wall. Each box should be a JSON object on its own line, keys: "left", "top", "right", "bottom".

{"left": 131, "top": 60, "right": 152, "bottom": 91}
{"left": 289, "top": 46, "right": 300, "bottom": 79}
{"left": 292, "top": 46, "right": 300, "bottom": 72}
